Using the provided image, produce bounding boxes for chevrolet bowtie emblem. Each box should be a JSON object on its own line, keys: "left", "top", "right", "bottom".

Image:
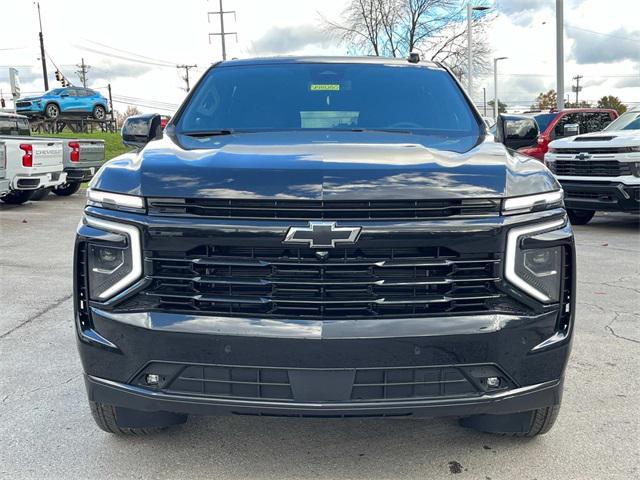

{"left": 283, "top": 222, "right": 361, "bottom": 249}
{"left": 575, "top": 152, "right": 591, "bottom": 161}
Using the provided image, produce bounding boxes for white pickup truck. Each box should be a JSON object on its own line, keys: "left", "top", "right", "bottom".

{"left": 0, "top": 112, "right": 66, "bottom": 204}
{"left": 545, "top": 108, "right": 640, "bottom": 224}
{"left": 0, "top": 142, "right": 9, "bottom": 197}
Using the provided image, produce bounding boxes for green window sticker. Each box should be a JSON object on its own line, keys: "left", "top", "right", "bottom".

{"left": 310, "top": 84, "right": 340, "bottom": 91}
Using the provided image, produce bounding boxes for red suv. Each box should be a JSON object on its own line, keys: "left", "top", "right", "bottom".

{"left": 517, "top": 109, "right": 618, "bottom": 160}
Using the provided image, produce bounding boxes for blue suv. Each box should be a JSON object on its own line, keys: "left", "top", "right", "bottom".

{"left": 16, "top": 87, "right": 110, "bottom": 120}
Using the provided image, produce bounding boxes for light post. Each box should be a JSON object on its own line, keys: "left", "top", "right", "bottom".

{"left": 483, "top": 87, "right": 487, "bottom": 117}
{"left": 556, "top": 0, "right": 565, "bottom": 110}
{"left": 493, "top": 56, "right": 507, "bottom": 120}
{"left": 467, "top": 4, "right": 490, "bottom": 96}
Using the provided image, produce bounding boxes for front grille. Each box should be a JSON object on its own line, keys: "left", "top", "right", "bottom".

{"left": 147, "top": 198, "right": 501, "bottom": 220}
{"left": 135, "top": 362, "right": 511, "bottom": 402}
{"left": 550, "top": 160, "right": 632, "bottom": 177}
{"left": 351, "top": 366, "right": 479, "bottom": 400}
{"left": 564, "top": 190, "right": 615, "bottom": 201}
{"left": 131, "top": 245, "right": 509, "bottom": 319}
{"left": 16, "top": 101, "right": 31, "bottom": 108}
{"left": 553, "top": 147, "right": 626, "bottom": 154}
{"left": 165, "top": 364, "right": 294, "bottom": 400}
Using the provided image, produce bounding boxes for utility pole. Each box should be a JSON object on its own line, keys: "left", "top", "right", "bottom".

{"left": 208, "top": 0, "right": 237, "bottom": 61}
{"left": 572, "top": 75, "right": 583, "bottom": 105}
{"left": 483, "top": 87, "right": 487, "bottom": 117}
{"left": 76, "top": 58, "right": 90, "bottom": 87}
{"left": 177, "top": 64, "right": 197, "bottom": 92}
{"left": 37, "top": 2, "right": 49, "bottom": 91}
{"left": 107, "top": 83, "right": 114, "bottom": 120}
{"left": 556, "top": 0, "right": 564, "bottom": 110}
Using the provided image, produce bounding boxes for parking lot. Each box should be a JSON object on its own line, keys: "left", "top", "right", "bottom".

{"left": 0, "top": 194, "right": 638, "bottom": 479}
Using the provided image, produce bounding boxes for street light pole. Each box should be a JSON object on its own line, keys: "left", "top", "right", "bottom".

{"left": 493, "top": 56, "right": 507, "bottom": 120}
{"left": 467, "top": 4, "right": 490, "bottom": 97}
{"left": 556, "top": 0, "right": 564, "bottom": 110}
{"left": 483, "top": 87, "right": 487, "bottom": 117}
{"left": 467, "top": 4, "right": 472, "bottom": 94}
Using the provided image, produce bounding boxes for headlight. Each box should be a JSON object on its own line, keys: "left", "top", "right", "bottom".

{"left": 87, "top": 189, "right": 145, "bottom": 212}
{"left": 505, "top": 218, "right": 565, "bottom": 303}
{"left": 85, "top": 216, "right": 142, "bottom": 300}
{"left": 502, "top": 190, "right": 563, "bottom": 215}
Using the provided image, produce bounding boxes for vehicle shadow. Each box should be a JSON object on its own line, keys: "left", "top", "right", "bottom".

{"left": 580, "top": 212, "right": 640, "bottom": 231}
{"left": 103, "top": 414, "right": 542, "bottom": 478}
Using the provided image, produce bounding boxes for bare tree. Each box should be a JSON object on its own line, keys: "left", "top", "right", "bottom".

{"left": 322, "top": 0, "right": 492, "bottom": 83}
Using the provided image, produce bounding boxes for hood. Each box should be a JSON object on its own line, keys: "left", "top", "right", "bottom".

{"left": 92, "top": 131, "right": 559, "bottom": 200}
{"left": 17, "top": 96, "right": 43, "bottom": 102}
{"left": 549, "top": 129, "right": 640, "bottom": 149}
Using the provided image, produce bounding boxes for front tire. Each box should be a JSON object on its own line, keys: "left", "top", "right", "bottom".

{"left": 1, "top": 190, "right": 35, "bottom": 204}
{"left": 92, "top": 104, "right": 106, "bottom": 120}
{"left": 44, "top": 103, "right": 60, "bottom": 119}
{"left": 459, "top": 405, "right": 561, "bottom": 437}
{"left": 53, "top": 182, "right": 82, "bottom": 196}
{"left": 567, "top": 209, "right": 595, "bottom": 225}
{"left": 89, "top": 401, "right": 187, "bottom": 436}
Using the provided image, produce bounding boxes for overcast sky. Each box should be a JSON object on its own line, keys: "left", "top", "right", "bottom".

{"left": 1, "top": 0, "right": 638, "bottom": 113}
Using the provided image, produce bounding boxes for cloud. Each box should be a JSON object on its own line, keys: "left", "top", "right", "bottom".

{"left": 88, "top": 62, "right": 152, "bottom": 81}
{"left": 250, "top": 25, "right": 329, "bottom": 55}
{"left": 568, "top": 26, "right": 640, "bottom": 64}
{"left": 614, "top": 76, "right": 640, "bottom": 89}
{"left": 500, "top": 76, "right": 549, "bottom": 105}
{"left": 497, "top": 0, "right": 548, "bottom": 15}
{"left": 496, "top": 0, "right": 551, "bottom": 26}
{"left": 0, "top": 67, "right": 42, "bottom": 85}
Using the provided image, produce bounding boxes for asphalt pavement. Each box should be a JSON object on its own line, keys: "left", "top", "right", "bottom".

{"left": 1, "top": 194, "right": 638, "bottom": 480}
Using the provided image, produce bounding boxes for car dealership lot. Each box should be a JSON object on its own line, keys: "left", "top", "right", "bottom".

{"left": 1, "top": 195, "right": 638, "bottom": 480}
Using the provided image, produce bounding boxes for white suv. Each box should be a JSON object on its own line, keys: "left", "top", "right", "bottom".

{"left": 544, "top": 108, "right": 640, "bottom": 224}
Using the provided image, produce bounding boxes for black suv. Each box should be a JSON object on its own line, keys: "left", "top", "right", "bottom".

{"left": 75, "top": 57, "right": 575, "bottom": 437}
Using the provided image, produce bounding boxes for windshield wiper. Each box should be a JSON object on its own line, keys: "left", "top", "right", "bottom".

{"left": 346, "top": 128, "right": 413, "bottom": 134}
{"left": 182, "top": 129, "right": 235, "bottom": 137}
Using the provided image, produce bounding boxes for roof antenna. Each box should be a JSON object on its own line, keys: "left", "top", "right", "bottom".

{"left": 408, "top": 52, "right": 420, "bottom": 64}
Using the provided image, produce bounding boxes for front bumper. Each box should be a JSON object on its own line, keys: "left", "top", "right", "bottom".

{"left": 86, "top": 374, "right": 563, "bottom": 418}
{"left": 77, "top": 307, "right": 572, "bottom": 417}
{"left": 560, "top": 180, "right": 640, "bottom": 213}
{"left": 75, "top": 207, "right": 575, "bottom": 418}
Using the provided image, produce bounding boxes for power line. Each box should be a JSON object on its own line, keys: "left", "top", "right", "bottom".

{"left": 79, "top": 38, "right": 177, "bottom": 66}
{"left": 565, "top": 24, "right": 640, "bottom": 44}
{"left": 72, "top": 45, "right": 177, "bottom": 68}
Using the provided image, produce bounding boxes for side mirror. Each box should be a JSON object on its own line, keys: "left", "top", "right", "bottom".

{"left": 495, "top": 114, "right": 539, "bottom": 151}
{"left": 122, "top": 114, "right": 162, "bottom": 149}
{"left": 563, "top": 123, "right": 580, "bottom": 137}
{"left": 60, "top": 93, "right": 69, "bottom": 97}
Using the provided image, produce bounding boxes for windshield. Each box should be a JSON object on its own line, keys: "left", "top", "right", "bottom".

{"left": 176, "top": 63, "right": 480, "bottom": 138}
{"left": 604, "top": 111, "right": 640, "bottom": 131}
{"left": 44, "top": 88, "right": 64, "bottom": 96}
{"left": 0, "top": 117, "right": 30, "bottom": 136}
{"left": 533, "top": 113, "right": 556, "bottom": 132}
